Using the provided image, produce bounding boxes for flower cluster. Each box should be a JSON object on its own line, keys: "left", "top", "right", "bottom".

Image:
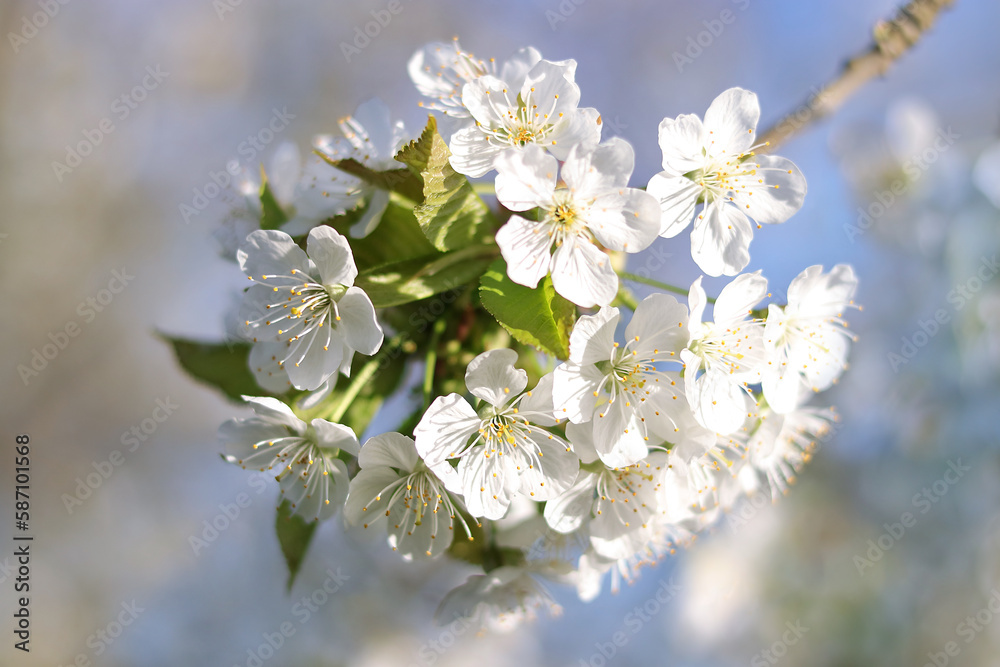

{"left": 197, "top": 38, "right": 858, "bottom": 631}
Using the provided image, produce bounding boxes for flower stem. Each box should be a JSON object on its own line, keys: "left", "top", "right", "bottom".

{"left": 614, "top": 285, "right": 639, "bottom": 311}
{"left": 619, "top": 272, "right": 716, "bottom": 303}
{"left": 757, "top": 0, "right": 955, "bottom": 151}
{"left": 423, "top": 318, "right": 446, "bottom": 410}
{"left": 328, "top": 356, "right": 381, "bottom": 424}
{"left": 472, "top": 181, "right": 496, "bottom": 196}
{"left": 325, "top": 334, "right": 405, "bottom": 424}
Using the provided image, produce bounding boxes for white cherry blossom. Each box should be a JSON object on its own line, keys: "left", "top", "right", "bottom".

{"left": 682, "top": 272, "right": 768, "bottom": 435}
{"left": 310, "top": 98, "right": 409, "bottom": 238}
{"left": 220, "top": 396, "right": 358, "bottom": 521}
{"left": 449, "top": 58, "right": 601, "bottom": 177}
{"left": 344, "top": 433, "right": 471, "bottom": 560}
{"left": 552, "top": 294, "right": 690, "bottom": 467}
{"left": 647, "top": 87, "right": 807, "bottom": 276}
{"left": 545, "top": 421, "right": 669, "bottom": 560}
{"left": 435, "top": 565, "right": 562, "bottom": 634}
{"left": 239, "top": 226, "right": 383, "bottom": 392}
{"left": 413, "top": 349, "right": 580, "bottom": 520}
{"left": 745, "top": 406, "right": 836, "bottom": 500}
{"left": 408, "top": 39, "right": 541, "bottom": 122}
{"left": 762, "top": 264, "right": 859, "bottom": 413}
{"left": 494, "top": 140, "right": 661, "bottom": 307}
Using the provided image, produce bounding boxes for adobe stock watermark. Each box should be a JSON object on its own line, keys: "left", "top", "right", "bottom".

{"left": 7, "top": 0, "right": 72, "bottom": 54}
{"left": 405, "top": 612, "right": 476, "bottom": 667}
{"left": 340, "top": 0, "right": 412, "bottom": 63}
{"left": 843, "top": 126, "right": 960, "bottom": 243}
{"left": 52, "top": 65, "right": 170, "bottom": 182}
{"left": 888, "top": 254, "right": 998, "bottom": 372}
{"left": 213, "top": 0, "right": 246, "bottom": 21}
{"left": 62, "top": 398, "right": 179, "bottom": 514}
{"left": 189, "top": 471, "right": 270, "bottom": 557}
{"left": 179, "top": 106, "right": 295, "bottom": 224}
{"left": 853, "top": 459, "right": 970, "bottom": 576}
{"left": 673, "top": 0, "right": 751, "bottom": 73}
{"left": 545, "top": 0, "right": 592, "bottom": 30}
{"left": 17, "top": 268, "right": 134, "bottom": 386}
{"left": 921, "top": 589, "right": 1000, "bottom": 667}
{"left": 750, "top": 620, "right": 809, "bottom": 666}
{"left": 57, "top": 600, "right": 145, "bottom": 667}
{"left": 232, "top": 567, "right": 349, "bottom": 667}
{"left": 578, "top": 578, "right": 681, "bottom": 667}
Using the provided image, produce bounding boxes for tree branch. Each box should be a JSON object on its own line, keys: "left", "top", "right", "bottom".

{"left": 758, "top": 0, "right": 956, "bottom": 151}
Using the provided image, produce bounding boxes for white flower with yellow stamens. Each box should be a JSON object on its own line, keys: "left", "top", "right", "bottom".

{"left": 344, "top": 433, "right": 473, "bottom": 560}
{"left": 238, "top": 226, "right": 383, "bottom": 392}
{"left": 552, "top": 293, "right": 690, "bottom": 468}
{"left": 761, "top": 264, "right": 859, "bottom": 413}
{"left": 309, "top": 98, "right": 409, "bottom": 238}
{"left": 220, "top": 396, "right": 358, "bottom": 521}
{"left": 494, "top": 139, "right": 661, "bottom": 308}
{"left": 745, "top": 405, "right": 836, "bottom": 501}
{"left": 413, "top": 349, "right": 580, "bottom": 521}
{"left": 447, "top": 57, "right": 601, "bottom": 177}
{"left": 408, "top": 38, "right": 541, "bottom": 121}
{"left": 681, "top": 272, "right": 768, "bottom": 435}
{"left": 647, "top": 87, "right": 807, "bottom": 276}
{"left": 545, "top": 421, "right": 669, "bottom": 560}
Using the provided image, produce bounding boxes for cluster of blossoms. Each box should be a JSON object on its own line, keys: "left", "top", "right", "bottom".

{"left": 207, "top": 39, "right": 858, "bottom": 630}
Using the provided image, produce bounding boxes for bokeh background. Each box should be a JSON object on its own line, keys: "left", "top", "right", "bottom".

{"left": 1, "top": 0, "right": 999, "bottom": 665}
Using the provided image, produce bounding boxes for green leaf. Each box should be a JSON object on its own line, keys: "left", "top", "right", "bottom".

{"left": 160, "top": 335, "right": 271, "bottom": 402}
{"left": 397, "top": 116, "right": 493, "bottom": 252}
{"left": 315, "top": 154, "right": 424, "bottom": 203}
{"left": 276, "top": 500, "right": 318, "bottom": 592}
{"left": 326, "top": 198, "right": 437, "bottom": 272}
{"left": 259, "top": 172, "right": 289, "bottom": 231}
{"left": 356, "top": 244, "right": 497, "bottom": 308}
{"left": 394, "top": 114, "right": 436, "bottom": 174}
{"left": 478, "top": 258, "right": 576, "bottom": 360}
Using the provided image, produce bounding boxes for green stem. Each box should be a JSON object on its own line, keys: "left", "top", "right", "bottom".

{"left": 423, "top": 318, "right": 446, "bottom": 410}
{"left": 472, "top": 181, "right": 496, "bottom": 196}
{"left": 619, "top": 272, "right": 716, "bottom": 304}
{"left": 328, "top": 356, "right": 382, "bottom": 424}
{"left": 322, "top": 334, "right": 405, "bottom": 424}
{"left": 614, "top": 285, "right": 639, "bottom": 311}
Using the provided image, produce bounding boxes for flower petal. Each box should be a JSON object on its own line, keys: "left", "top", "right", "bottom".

{"left": 309, "top": 419, "right": 359, "bottom": 455}
{"left": 553, "top": 362, "right": 606, "bottom": 424}
{"left": 496, "top": 216, "right": 554, "bottom": 289}
{"left": 465, "top": 348, "right": 528, "bottom": 407}
{"left": 713, "top": 270, "right": 768, "bottom": 326}
{"left": 543, "top": 470, "right": 597, "bottom": 533}
{"left": 685, "top": 366, "right": 749, "bottom": 435}
{"left": 495, "top": 144, "right": 557, "bottom": 211}
{"left": 657, "top": 113, "right": 705, "bottom": 174}
{"left": 448, "top": 123, "right": 504, "bottom": 177}
{"left": 690, "top": 201, "right": 754, "bottom": 277}
{"left": 238, "top": 229, "right": 310, "bottom": 280}
{"left": 337, "top": 286, "right": 383, "bottom": 355}
{"left": 593, "top": 398, "right": 649, "bottom": 467}
{"left": 626, "top": 292, "right": 689, "bottom": 359}
{"left": 562, "top": 138, "right": 634, "bottom": 196}
{"left": 307, "top": 226, "right": 358, "bottom": 287}
{"left": 586, "top": 189, "right": 660, "bottom": 253}
{"left": 731, "top": 154, "right": 807, "bottom": 225}
{"left": 550, "top": 239, "right": 617, "bottom": 308}
{"left": 358, "top": 432, "right": 419, "bottom": 471}
{"left": 646, "top": 172, "right": 701, "bottom": 238}
{"left": 702, "top": 87, "right": 760, "bottom": 156}
{"left": 414, "top": 394, "right": 481, "bottom": 468}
